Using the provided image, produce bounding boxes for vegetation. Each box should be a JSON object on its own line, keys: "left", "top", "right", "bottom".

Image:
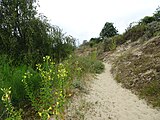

{"left": 100, "top": 22, "right": 118, "bottom": 38}
{"left": 0, "top": 54, "right": 104, "bottom": 119}
{"left": 0, "top": 0, "right": 75, "bottom": 65}
{"left": 0, "top": 0, "right": 104, "bottom": 119}
{"left": 80, "top": 6, "right": 160, "bottom": 108}
{"left": 112, "top": 37, "right": 160, "bottom": 107}
{"left": 84, "top": 6, "right": 160, "bottom": 53}
{"left": 0, "top": 0, "right": 160, "bottom": 119}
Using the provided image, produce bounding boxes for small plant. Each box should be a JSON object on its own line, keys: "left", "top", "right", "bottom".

{"left": 22, "top": 56, "right": 70, "bottom": 119}
{"left": 103, "top": 37, "right": 116, "bottom": 51}
{"left": 1, "top": 87, "right": 22, "bottom": 120}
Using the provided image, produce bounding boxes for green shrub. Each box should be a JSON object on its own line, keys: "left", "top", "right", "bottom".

{"left": 1, "top": 87, "right": 22, "bottom": 120}
{"left": 22, "top": 56, "right": 71, "bottom": 119}
{"left": 145, "top": 21, "right": 160, "bottom": 38}
{"left": 67, "top": 55, "right": 104, "bottom": 75}
{"left": 141, "top": 16, "right": 155, "bottom": 24}
{"left": 90, "top": 60, "right": 105, "bottom": 74}
{"left": 103, "top": 37, "right": 117, "bottom": 52}
{"left": 0, "top": 55, "right": 41, "bottom": 119}
{"left": 89, "top": 37, "right": 102, "bottom": 47}
{"left": 112, "top": 35, "right": 125, "bottom": 45}
{"left": 123, "top": 24, "right": 147, "bottom": 42}
{"left": 0, "top": 56, "right": 40, "bottom": 105}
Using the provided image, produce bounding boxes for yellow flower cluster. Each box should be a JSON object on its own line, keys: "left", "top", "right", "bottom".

{"left": 23, "top": 56, "right": 70, "bottom": 119}
{"left": 43, "top": 56, "right": 51, "bottom": 62}
{"left": 1, "top": 87, "right": 11, "bottom": 102}
{"left": 36, "top": 63, "right": 42, "bottom": 71}
{"left": 57, "top": 63, "right": 68, "bottom": 79}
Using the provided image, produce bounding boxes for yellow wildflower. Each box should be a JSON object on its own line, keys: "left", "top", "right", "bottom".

{"left": 48, "top": 107, "right": 52, "bottom": 110}
{"left": 55, "top": 110, "right": 59, "bottom": 115}
{"left": 68, "top": 94, "right": 72, "bottom": 97}
{"left": 56, "top": 102, "right": 59, "bottom": 105}
{"left": 38, "top": 112, "right": 42, "bottom": 117}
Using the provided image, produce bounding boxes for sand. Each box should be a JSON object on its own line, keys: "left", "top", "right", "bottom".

{"left": 82, "top": 62, "right": 160, "bottom": 120}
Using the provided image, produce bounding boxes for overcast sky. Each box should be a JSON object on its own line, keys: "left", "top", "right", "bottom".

{"left": 38, "top": 0, "right": 159, "bottom": 44}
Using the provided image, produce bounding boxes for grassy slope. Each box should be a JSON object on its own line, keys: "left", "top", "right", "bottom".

{"left": 112, "top": 36, "right": 160, "bottom": 107}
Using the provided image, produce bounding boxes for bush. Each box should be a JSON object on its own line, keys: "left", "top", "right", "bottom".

{"left": 22, "top": 56, "right": 70, "bottom": 119}
{"left": 141, "top": 16, "right": 155, "bottom": 24}
{"left": 123, "top": 24, "right": 147, "bottom": 42}
{"left": 103, "top": 37, "right": 117, "bottom": 52}
{"left": 89, "top": 37, "right": 102, "bottom": 47}
{"left": 112, "top": 35, "right": 125, "bottom": 46}
{"left": 1, "top": 87, "right": 23, "bottom": 120}
{"left": 144, "top": 21, "right": 160, "bottom": 39}
{"left": 0, "top": 55, "right": 41, "bottom": 119}
{"left": 67, "top": 55, "right": 105, "bottom": 75}
{"left": 0, "top": 56, "right": 26, "bottom": 103}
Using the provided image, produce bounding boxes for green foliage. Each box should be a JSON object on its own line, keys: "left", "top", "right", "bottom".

{"left": 0, "top": 0, "right": 75, "bottom": 65}
{"left": 153, "top": 6, "right": 160, "bottom": 21}
{"left": 112, "top": 35, "right": 125, "bottom": 45}
{"left": 0, "top": 55, "right": 27, "bottom": 103}
{"left": 1, "top": 87, "right": 22, "bottom": 120}
{"left": 144, "top": 21, "right": 160, "bottom": 39}
{"left": 123, "top": 24, "right": 147, "bottom": 42}
{"left": 0, "top": 55, "right": 77, "bottom": 119}
{"left": 68, "top": 55, "right": 105, "bottom": 74}
{"left": 0, "top": 0, "right": 37, "bottom": 61}
{"left": 103, "top": 37, "right": 117, "bottom": 52}
{"left": 22, "top": 56, "right": 70, "bottom": 119}
{"left": 52, "top": 33, "right": 76, "bottom": 63}
{"left": 141, "top": 16, "right": 155, "bottom": 24}
{"left": 88, "top": 38, "right": 102, "bottom": 48}
{"left": 100, "top": 22, "right": 118, "bottom": 38}
{"left": 0, "top": 0, "right": 105, "bottom": 119}
{"left": 0, "top": 52, "right": 105, "bottom": 119}
{"left": 0, "top": 55, "right": 41, "bottom": 119}
{"left": 102, "top": 7, "right": 160, "bottom": 48}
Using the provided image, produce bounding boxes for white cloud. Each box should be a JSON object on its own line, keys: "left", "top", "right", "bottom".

{"left": 38, "top": 0, "right": 160, "bottom": 43}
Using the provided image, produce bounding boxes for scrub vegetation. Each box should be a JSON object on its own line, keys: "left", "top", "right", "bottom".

{"left": 0, "top": 0, "right": 104, "bottom": 119}
{"left": 0, "top": 0, "right": 160, "bottom": 119}
{"left": 79, "top": 6, "right": 160, "bottom": 108}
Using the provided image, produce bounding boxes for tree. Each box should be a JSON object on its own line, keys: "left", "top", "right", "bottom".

{"left": 154, "top": 6, "right": 160, "bottom": 21}
{"left": 50, "top": 26, "right": 76, "bottom": 62}
{"left": 0, "top": 0, "right": 76, "bottom": 65}
{"left": 100, "top": 22, "right": 118, "bottom": 38}
{"left": 0, "top": 0, "right": 38, "bottom": 61}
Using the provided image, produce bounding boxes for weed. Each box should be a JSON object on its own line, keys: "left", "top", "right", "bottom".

{"left": 1, "top": 87, "right": 22, "bottom": 120}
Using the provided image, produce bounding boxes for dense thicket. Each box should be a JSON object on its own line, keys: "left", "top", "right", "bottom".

{"left": 0, "top": 0, "right": 75, "bottom": 65}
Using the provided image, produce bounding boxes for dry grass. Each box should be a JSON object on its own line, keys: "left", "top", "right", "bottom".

{"left": 112, "top": 36, "right": 160, "bottom": 107}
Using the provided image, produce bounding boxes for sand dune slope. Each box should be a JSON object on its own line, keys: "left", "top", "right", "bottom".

{"left": 83, "top": 62, "right": 160, "bottom": 120}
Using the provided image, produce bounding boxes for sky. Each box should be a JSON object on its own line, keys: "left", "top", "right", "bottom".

{"left": 38, "top": 0, "right": 160, "bottom": 44}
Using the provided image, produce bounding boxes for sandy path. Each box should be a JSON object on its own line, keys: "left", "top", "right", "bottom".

{"left": 83, "top": 62, "right": 160, "bottom": 120}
